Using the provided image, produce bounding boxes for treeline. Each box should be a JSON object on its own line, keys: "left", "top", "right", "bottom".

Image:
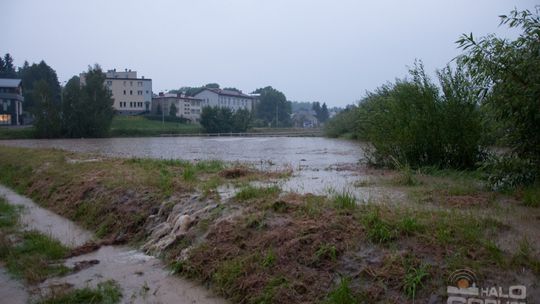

{"left": 200, "top": 107, "right": 251, "bottom": 133}
{"left": 325, "top": 8, "right": 540, "bottom": 190}
{"left": 0, "top": 55, "right": 114, "bottom": 138}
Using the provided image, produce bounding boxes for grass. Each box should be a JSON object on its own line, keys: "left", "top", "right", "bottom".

{"left": 403, "top": 262, "right": 430, "bottom": 299}
{"left": 1, "top": 230, "right": 70, "bottom": 283}
{"left": 332, "top": 190, "right": 357, "bottom": 210}
{"left": 109, "top": 115, "right": 201, "bottom": 137}
{"left": 0, "top": 198, "right": 19, "bottom": 228}
{"left": 235, "top": 185, "right": 280, "bottom": 201}
{"left": 0, "top": 126, "right": 35, "bottom": 139}
{"left": 38, "top": 280, "right": 122, "bottom": 304}
{"left": 522, "top": 185, "right": 540, "bottom": 207}
{"left": 324, "top": 277, "right": 359, "bottom": 304}
{"left": 0, "top": 197, "right": 71, "bottom": 284}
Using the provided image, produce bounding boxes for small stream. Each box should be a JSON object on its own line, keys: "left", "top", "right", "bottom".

{"left": 0, "top": 185, "right": 226, "bottom": 304}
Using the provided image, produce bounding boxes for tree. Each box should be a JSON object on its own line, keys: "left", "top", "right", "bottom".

{"left": 457, "top": 8, "right": 540, "bottom": 170}
{"left": 169, "top": 103, "right": 177, "bottom": 117}
{"left": 33, "top": 79, "right": 61, "bottom": 138}
{"left": 319, "top": 103, "right": 329, "bottom": 123}
{"left": 232, "top": 108, "right": 251, "bottom": 132}
{"left": 204, "top": 83, "right": 220, "bottom": 89}
{"left": 200, "top": 106, "right": 220, "bottom": 133}
{"left": 312, "top": 102, "right": 321, "bottom": 117}
{"left": 61, "top": 76, "right": 85, "bottom": 137}
{"left": 0, "top": 53, "right": 17, "bottom": 78}
{"left": 253, "top": 86, "right": 291, "bottom": 127}
{"left": 74, "top": 65, "right": 115, "bottom": 137}
{"left": 18, "top": 60, "right": 61, "bottom": 112}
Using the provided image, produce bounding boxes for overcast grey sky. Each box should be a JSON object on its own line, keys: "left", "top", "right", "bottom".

{"left": 2, "top": 0, "right": 537, "bottom": 107}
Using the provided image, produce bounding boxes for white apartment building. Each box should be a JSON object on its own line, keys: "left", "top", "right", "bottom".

{"left": 80, "top": 69, "right": 152, "bottom": 115}
{"left": 151, "top": 93, "right": 202, "bottom": 123}
{"left": 194, "top": 88, "right": 255, "bottom": 112}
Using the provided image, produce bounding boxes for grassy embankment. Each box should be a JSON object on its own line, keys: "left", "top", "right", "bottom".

{"left": 0, "top": 146, "right": 538, "bottom": 303}
{"left": 0, "top": 197, "right": 123, "bottom": 303}
{"left": 109, "top": 115, "right": 201, "bottom": 137}
{"left": 0, "top": 116, "right": 202, "bottom": 139}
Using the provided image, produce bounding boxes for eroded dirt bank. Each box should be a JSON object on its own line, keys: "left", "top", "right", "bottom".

{"left": 0, "top": 145, "right": 538, "bottom": 303}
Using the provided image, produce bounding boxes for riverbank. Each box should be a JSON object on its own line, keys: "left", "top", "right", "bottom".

{"left": 0, "top": 146, "right": 538, "bottom": 303}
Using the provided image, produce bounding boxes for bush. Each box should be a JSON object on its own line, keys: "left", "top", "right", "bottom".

{"left": 143, "top": 114, "right": 189, "bottom": 124}
{"left": 480, "top": 155, "right": 538, "bottom": 191}
{"left": 360, "top": 62, "right": 484, "bottom": 169}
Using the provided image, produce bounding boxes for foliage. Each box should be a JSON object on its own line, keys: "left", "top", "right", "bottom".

{"left": 337, "top": 61, "right": 484, "bottom": 169}
{"left": 62, "top": 65, "right": 115, "bottom": 137}
{"left": 199, "top": 106, "right": 251, "bottom": 133}
{"left": 457, "top": 8, "right": 540, "bottom": 173}
{"left": 38, "top": 280, "right": 122, "bottom": 304}
{"left": 312, "top": 101, "right": 329, "bottom": 123}
{"left": 18, "top": 59, "right": 62, "bottom": 112}
{"left": 109, "top": 116, "right": 199, "bottom": 137}
{"left": 0, "top": 53, "right": 17, "bottom": 78}
{"left": 253, "top": 86, "right": 292, "bottom": 127}
{"left": 32, "top": 79, "right": 62, "bottom": 138}
{"left": 480, "top": 155, "right": 538, "bottom": 191}
{"left": 324, "top": 105, "right": 360, "bottom": 138}
{"left": 169, "top": 102, "right": 177, "bottom": 117}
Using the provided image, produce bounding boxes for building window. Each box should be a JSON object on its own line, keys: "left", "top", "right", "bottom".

{"left": 138, "top": 81, "right": 143, "bottom": 86}
{"left": 130, "top": 90, "right": 133, "bottom": 95}
{"left": 146, "top": 90, "right": 149, "bottom": 94}
{"left": 130, "top": 81, "right": 133, "bottom": 86}
{"left": 106, "top": 81, "right": 112, "bottom": 86}
{"left": 123, "top": 90, "right": 126, "bottom": 95}
{"left": 137, "top": 90, "right": 142, "bottom": 95}
{"left": 0, "top": 114, "right": 11, "bottom": 125}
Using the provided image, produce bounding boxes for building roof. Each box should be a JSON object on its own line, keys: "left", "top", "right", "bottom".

{"left": 153, "top": 93, "right": 202, "bottom": 101}
{"left": 0, "top": 78, "right": 22, "bottom": 88}
{"left": 202, "top": 88, "right": 255, "bottom": 99}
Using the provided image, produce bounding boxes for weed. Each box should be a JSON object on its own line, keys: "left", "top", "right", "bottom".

{"left": 195, "top": 160, "right": 225, "bottom": 173}
{"left": 182, "top": 165, "right": 196, "bottom": 182}
{"left": 361, "top": 208, "right": 396, "bottom": 243}
{"left": 235, "top": 185, "right": 280, "bottom": 201}
{"left": 213, "top": 258, "right": 245, "bottom": 295}
{"left": 511, "top": 238, "right": 540, "bottom": 274}
{"left": 255, "top": 277, "right": 288, "bottom": 304}
{"left": 324, "top": 277, "right": 358, "bottom": 304}
{"left": 262, "top": 249, "right": 276, "bottom": 267}
{"left": 332, "top": 191, "right": 357, "bottom": 210}
{"left": 403, "top": 262, "right": 430, "bottom": 299}
{"left": 3, "top": 230, "right": 69, "bottom": 283}
{"left": 522, "top": 186, "right": 540, "bottom": 207}
{"left": 398, "top": 216, "right": 424, "bottom": 235}
{"left": 38, "top": 279, "right": 122, "bottom": 304}
{"left": 314, "top": 243, "right": 338, "bottom": 263}
{"left": 0, "top": 198, "right": 18, "bottom": 228}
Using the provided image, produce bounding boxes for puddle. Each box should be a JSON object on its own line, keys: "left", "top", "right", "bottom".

{"left": 0, "top": 184, "right": 226, "bottom": 304}
{"left": 41, "top": 246, "right": 226, "bottom": 304}
{"left": 0, "top": 184, "right": 92, "bottom": 247}
{"left": 0, "top": 267, "right": 28, "bottom": 303}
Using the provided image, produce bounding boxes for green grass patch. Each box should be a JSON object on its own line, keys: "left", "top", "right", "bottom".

{"left": 38, "top": 280, "right": 122, "bottom": 304}
{"left": 0, "top": 198, "right": 19, "bottom": 228}
{"left": 324, "top": 277, "right": 360, "bottom": 304}
{"left": 1, "top": 230, "right": 69, "bottom": 283}
{"left": 109, "top": 115, "right": 201, "bottom": 137}
{"left": 235, "top": 185, "right": 280, "bottom": 201}
{"left": 522, "top": 186, "right": 540, "bottom": 207}
{"left": 332, "top": 191, "right": 357, "bottom": 210}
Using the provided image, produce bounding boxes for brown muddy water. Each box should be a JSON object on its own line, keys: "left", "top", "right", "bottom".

{"left": 0, "top": 185, "right": 225, "bottom": 304}
{"left": 0, "top": 137, "right": 401, "bottom": 201}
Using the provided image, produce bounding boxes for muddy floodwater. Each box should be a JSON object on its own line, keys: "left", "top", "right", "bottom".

{"left": 0, "top": 137, "right": 400, "bottom": 201}
{"left": 0, "top": 185, "right": 226, "bottom": 304}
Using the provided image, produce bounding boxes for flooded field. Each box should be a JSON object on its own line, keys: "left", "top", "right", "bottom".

{"left": 0, "top": 137, "right": 400, "bottom": 201}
